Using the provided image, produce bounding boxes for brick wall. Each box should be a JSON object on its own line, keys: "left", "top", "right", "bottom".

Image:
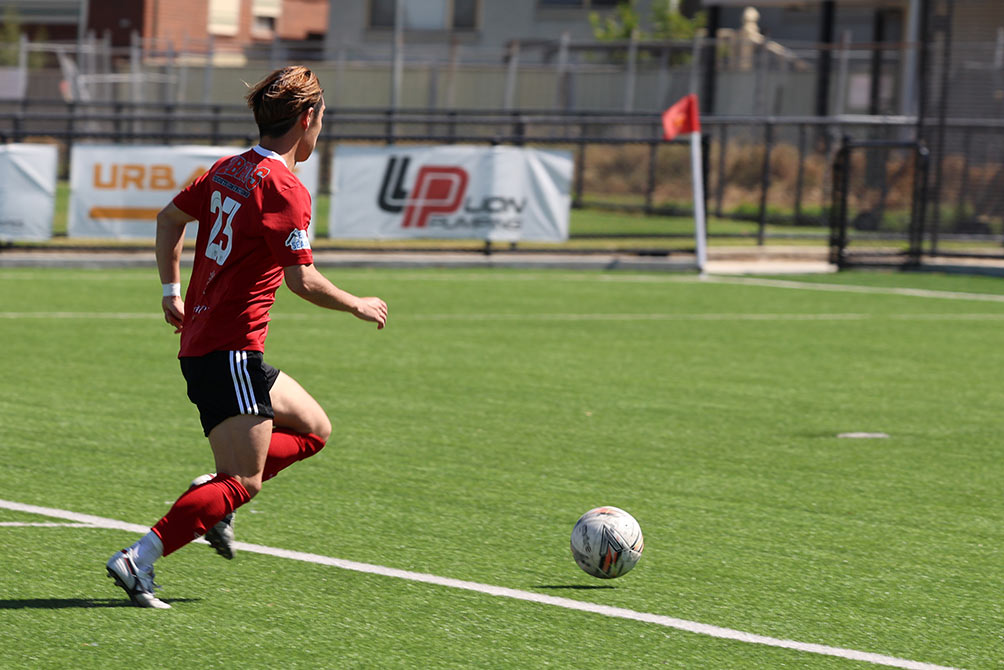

{"left": 279, "top": 0, "right": 328, "bottom": 41}
{"left": 138, "top": 0, "right": 329, "bottom": 52}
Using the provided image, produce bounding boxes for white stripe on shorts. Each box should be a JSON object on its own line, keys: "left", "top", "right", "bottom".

{"left": 239, "top": 352, "right": 259, "bottom": 414}
{"left": 229, "top": 351, "right": 258, "bottom": 416}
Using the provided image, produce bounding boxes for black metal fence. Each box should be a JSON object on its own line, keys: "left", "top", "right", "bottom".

{"left": 829, "top": 136, "right": 930, "bottom": 269}
{"left": 2, "top": 99, "right": 1003, "bottom": 260}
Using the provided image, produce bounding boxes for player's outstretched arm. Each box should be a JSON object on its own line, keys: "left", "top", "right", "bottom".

{"left": 156, "top": 202, "right": 194, "bottom": 333}
{"left": 284, "top": 263, "right": 388, "bottom": 330}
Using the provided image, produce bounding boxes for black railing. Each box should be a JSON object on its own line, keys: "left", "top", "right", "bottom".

{"left": 2, "top": 100, "right": 1004, "bottom": 253}
{"left": 829, "top": 136, "right": 930, "bottom": 269}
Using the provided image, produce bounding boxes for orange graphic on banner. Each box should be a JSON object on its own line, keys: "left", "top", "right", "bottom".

{"left": 88, "top": 207, "right": 161, "bottom": 220}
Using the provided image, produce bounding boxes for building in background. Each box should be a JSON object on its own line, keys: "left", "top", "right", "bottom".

{"left": 143, "top": 0, "right": 328, "bottom": 53}
{"left": 324, "top": 0, "right": 625, "bottom": 57}
{"left": 2, "top": 1, "right": 714, "bottom": 62}
{"left": 0, "top": 0, "right": 89, "bottom": 42}
{"left": 0, "top": 0, "right": 328, "bottom": 51}
{"left": 4, "top": 0, "right": 1004, "bottom": 121}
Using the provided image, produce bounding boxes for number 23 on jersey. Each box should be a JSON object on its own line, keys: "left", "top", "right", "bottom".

{"left": 206, "top": 190, "right": 241, "bottom": 265}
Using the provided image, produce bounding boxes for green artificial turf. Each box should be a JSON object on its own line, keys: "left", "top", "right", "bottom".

{"left": 0, "top": 268, "right": 1001, "bottom": 669}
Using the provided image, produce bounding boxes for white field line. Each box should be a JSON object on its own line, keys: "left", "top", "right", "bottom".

{"left": 3, "top": 311, "right": 1004, "bottom": 323}
{"left": 0, "top": 312, "right": 158, "bottom": 320}
{"left": 0, "top": 498, "right": 959, "bottom": 670}
{"left": 4, "top": 267, "right": 1004, "bottom": 303}
{"left": 0, "top": 522, "right": 102, "bottom": 527}
{"left": 701, "top": 275, "right": 1004, "bottom": 303}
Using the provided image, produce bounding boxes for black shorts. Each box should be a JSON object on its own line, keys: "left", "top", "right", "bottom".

{"left": 180, "top": 350, "right": 280, "bottom": 436}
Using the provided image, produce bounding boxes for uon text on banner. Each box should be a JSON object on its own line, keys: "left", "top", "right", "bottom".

{"left": 69, "top": 145, "right": 320, "bottom": 239}
{"left": 330, "top": 145, "right": 572, "bottom": 242}
{"left": 0, "top": 144, "right": 57, "bottom": 242}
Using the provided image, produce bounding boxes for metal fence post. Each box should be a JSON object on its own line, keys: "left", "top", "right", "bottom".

{"left": 556, "top": 32, "right": 570, "bottom": 111}
{"left": 16, "top": 34, "right": 27, "bottom": 100}
{"left": 385, "top": 109, "right": 395, "bottom": 144}
{"left": 644, "top": 139, "right": 659, "bottom": 215}
{"left": 574, "top": 142, "right": 586, "bottom": 209}
{"left": 955, "top": 126, "right": 972, "bottom": 226}
{"left": 446, "top": 110, "right": 457, "bottom": 144}
{"left": 504, "top": 40, "right": 520, "bottom": 111}
{"left": 176, "top": 35, "right": 188, "bottom": 104}
{"left": 511, "top": 112, "right": 525, "bottom": 147}
{"left": 908, "top": 144, "right": 930, "bottom": 265}
{"left": 757, "top": 120, "right": 774, "bottom": 245}
{"left": 391, "top": 0, "right": 404, "bottom": 110}
{"left": 929, "top": 0, "right": 955, "bottom": 255}
{"left": 715, "top": 123, "right": 727, "bottom": 218}
{"left": 130, "top": 31, "right": 142, "bottom": 137}
{"left": 828, "top": 136, "right": 850, "bottom": 268}
{"left": 624, "top": 29, "right": 638, "bottom": 113}
{"left": 445, "top": 37, "right": 459, "bottom": 109}
{"left": 794, "top": 123, "right": 806, "bottom": 224}
{"left": 202, "top": 35, "right": 215, "bottom": 106}
{"left": 833, "top": 31, "right": 852, "bottom": 116}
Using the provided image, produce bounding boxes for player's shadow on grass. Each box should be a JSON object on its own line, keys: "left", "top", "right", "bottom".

{"left": 0, "top": 598, "right": 200, "bottom": 609}
{"left": 533, "top": 585, "right": 616, "bottom": 590}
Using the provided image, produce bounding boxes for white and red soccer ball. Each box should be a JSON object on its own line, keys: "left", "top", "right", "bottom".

{"left": 570, "top": 506, "right": 644, "bottom": 579}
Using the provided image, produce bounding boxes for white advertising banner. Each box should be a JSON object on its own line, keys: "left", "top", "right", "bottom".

{"left": 330, "top": 145, "right": 572, "bottom": 242}
{"left": 68, "top": 145, "right": 321, "bottom": 239}
{"left": 0, "top": 144, "right": 57, "bottom": 242}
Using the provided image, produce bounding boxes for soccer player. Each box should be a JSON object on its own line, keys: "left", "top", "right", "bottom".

{"left": 106, "top": 66, "right": 388, "bottom": 608}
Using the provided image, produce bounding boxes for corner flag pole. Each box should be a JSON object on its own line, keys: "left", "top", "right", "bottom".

{"left": 690, "top": 131, "right": 707, "bottom": 274}
{"left": 661, "top": 93, "right": 707, "bottom": 274}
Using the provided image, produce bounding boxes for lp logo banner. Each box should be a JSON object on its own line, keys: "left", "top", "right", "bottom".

{"left": 330, "top": 145, "right": 571, "bottom": 242}
{"left": 378, "top": 156, "right": 469, "bottom": 228}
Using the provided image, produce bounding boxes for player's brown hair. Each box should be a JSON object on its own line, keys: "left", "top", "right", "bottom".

{"left": 245, "top": 65, "right": 324, "bottom": 138}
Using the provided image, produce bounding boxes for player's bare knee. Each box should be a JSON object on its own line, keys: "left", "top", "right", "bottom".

{"left": 238, "top": 475, "right": 263, "bottom": 498}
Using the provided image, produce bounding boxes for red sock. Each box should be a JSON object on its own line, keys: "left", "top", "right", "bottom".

{"left": 263, "top": 428, "right": 326, "bottom": 481}
{"left": 152, "top": 475, "right": 250, "bottom": 556}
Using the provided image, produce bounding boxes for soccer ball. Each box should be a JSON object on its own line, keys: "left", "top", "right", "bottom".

{"left": 570, "top": 506, "right": 644, "bottom": 579}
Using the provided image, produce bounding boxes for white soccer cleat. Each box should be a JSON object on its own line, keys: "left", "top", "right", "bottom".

{"left": 190, "top": 473, "right": 215, "bottom": 488}
{"left": 191, "top": 473, "right": 237, "bottom": 560}
{"left": 106, "top": 548, "right": 171, "bottom": 609}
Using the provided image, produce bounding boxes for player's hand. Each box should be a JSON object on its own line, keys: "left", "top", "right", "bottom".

{"left": 162, "top": 296, "right": 185, "bottom": 333}
{"left": 353, "top": 297, "right": 388, "bottom": 330}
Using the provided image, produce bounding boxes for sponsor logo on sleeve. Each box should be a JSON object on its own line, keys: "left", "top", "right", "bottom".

{"left": 285, "top": 229, "right": 311, "bottom": 251}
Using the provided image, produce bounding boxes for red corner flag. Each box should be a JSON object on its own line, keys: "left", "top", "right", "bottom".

{"left": 661, "top": 94, "right": 701, "bottom": 141}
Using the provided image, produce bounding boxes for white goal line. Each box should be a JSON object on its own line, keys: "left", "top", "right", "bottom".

{"left": 0, "top": 498, "right": 959, "bottom": 670}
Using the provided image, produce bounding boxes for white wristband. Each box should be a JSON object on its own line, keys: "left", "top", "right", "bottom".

{"left": 162, "top": 283, "right": 181, "bottom": 298}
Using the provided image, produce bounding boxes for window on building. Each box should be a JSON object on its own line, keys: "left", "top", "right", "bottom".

{"left": 452, "top": 0, "right": 477, "bottom": 29}
{"left": 538, "top": 0, "right": 620, "bottom": 7}
{"left": 251, "top": 0, "right": 280, "bottom": 36}
{"left": 208, "top": 0, "right": 240, "bottom": 36}
{"left": 253, "top": 0, "right": 281, "bottom": 18}
{"left": 252, "top": 15, "right": 276, "bottom": 36}
{"left": 369, "top": 0, "right": 479, "bottom": 30}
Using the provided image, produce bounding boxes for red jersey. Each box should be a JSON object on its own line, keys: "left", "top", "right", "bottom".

{"left": 173, "top": 146, "right": 314, "bottom": 357}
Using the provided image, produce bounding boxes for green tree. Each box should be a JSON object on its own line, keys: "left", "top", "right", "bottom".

{"left": 589, "top": 0, "right": 706, "bottom": 42}
{"left": 650, "top": 0, "right": 705, "bottom": 41}
{"left": 589, "top": 1, "right": 642, "bottom": 41}
{"left": 0, "top": 7, "right": 46, "bottom": 68}
{"left": 0, "top": 5, "right": 22, "bottom": 66}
